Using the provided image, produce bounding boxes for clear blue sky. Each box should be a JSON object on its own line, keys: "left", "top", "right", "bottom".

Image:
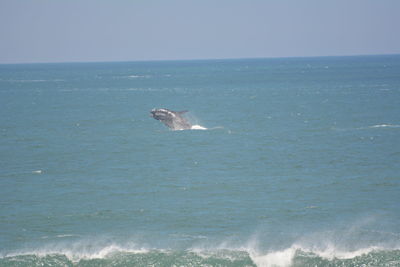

{"left": 1, "top": 0, "right": 399, "bottom": 63}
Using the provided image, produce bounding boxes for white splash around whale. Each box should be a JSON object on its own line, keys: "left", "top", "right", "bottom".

{"left": 191, "top": 125, "right": 207, "bottom": 130}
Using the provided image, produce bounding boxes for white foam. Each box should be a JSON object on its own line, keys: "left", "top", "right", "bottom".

{"left": 32, "top": 170, "right": 42, "bottom": 174}
{"left": 190, "top": 248, "right": 249, "bottom": 262}
{"left": 249, "top": 247, "right": 297, "bottom": 267}
{"left": 369, "top": 124, "right": 400, "bottom": 128}
{"left": 3, "top": 223, "right": 399, "bottom": 266}
{"left": 247, "top": 244, "right": 390, "bottom": 266}
{"left": 191, "top": 125, "right": 207, "bottom": 130}
{"left": 127, "top": 75, "right": 151, "bottom": 79}
{"left": 188, "top": 223, "right": 400, "bottom": 266}
{"left": 2, "top": 241, "right": 397, "bottom": 267}
{"left": 305, "top": 244, "right": 381, "bottom": 260}
{"left": 189, "top": 236, "right": 296, "bottom": 267}
{"left": 1, "top": 242, "right": 149, "bottom": 262}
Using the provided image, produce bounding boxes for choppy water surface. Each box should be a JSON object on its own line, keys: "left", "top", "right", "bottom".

{"left": 1, "top": 56, "right": 400, "bottom": 266}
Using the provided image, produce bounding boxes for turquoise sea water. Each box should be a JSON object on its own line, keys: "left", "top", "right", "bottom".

{"left": 1, "top": 55, "right": 400, "bottom": 266}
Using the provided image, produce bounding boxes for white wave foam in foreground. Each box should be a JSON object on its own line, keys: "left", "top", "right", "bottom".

{"left": 250, "top": 245, "right": 397, "bottom": 267}
{"left": 1, "top": 242, "right": 149, "bottom": 263}
{"left": 248, "top": 247, "right": 296, "bottom": 267}
{"left": 224, "top": 243, "right": 397, "bottom": 267}
{"left": 188, "top": 227, "right": 400, "bottom": 267}
{"left": 2, "top": 224, "right": 400, "bottom": 267}
{"left": 1, "top": 242, "right": 399, "bottom": 267}
{"left": 302, "top": 244, "right": 382, "bottom": 260}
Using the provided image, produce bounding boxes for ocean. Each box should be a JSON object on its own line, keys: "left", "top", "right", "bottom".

{"left": 0, "top": 55, "right": 399, "bottom": 266}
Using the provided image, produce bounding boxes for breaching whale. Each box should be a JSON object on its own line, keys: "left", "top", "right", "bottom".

{"left": 150, "top": 108, "right": 192, "bottom": 130}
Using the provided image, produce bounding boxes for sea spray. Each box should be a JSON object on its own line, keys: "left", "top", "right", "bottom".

{"left": 191, "top": 125, "right": 208, "bottom": 130}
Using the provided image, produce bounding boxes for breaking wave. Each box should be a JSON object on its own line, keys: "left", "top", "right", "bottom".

{"left": 1, "top": 238, "right": 399, "bottom": 267}
{"left": 1, "top": 246, "right": 398, "bottom": 267}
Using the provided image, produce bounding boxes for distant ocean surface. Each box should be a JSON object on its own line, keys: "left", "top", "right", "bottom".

{"left": 1, "top": 55, "right": 400, "bottom": 267}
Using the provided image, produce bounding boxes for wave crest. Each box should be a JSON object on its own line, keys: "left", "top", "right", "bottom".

{"left": 2, "top": 246, "right": 399, "bottom": 267}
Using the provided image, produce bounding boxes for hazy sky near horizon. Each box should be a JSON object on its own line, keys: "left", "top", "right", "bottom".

{"left": 1, "top": 0, "right": 399, "bottom": 63}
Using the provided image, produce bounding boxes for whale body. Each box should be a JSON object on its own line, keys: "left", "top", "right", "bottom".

{"left": 150, "top": 108, "right": 192, "bottom": 130}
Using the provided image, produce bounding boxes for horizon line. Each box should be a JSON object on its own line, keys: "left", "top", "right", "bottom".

{"left": 1, "top": 53, "right": 399, "bottom": 66}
